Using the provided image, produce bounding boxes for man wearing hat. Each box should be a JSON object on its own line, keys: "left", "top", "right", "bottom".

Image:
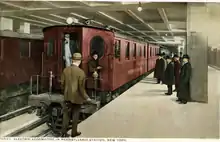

{"left": 61, "top": 53, "right": 92, "bottom": 137}
{"left": 154, "top": 53, "right": 165, "bottom": 84}
{"left": 88, "top": 52, "right": 102, "bottom": 77}
{"left": 164, "top": 55, "right": 174, "bottom": 95}
{"left": 173, "top": 54, "right": 181, "bottom": 92}
{"left": 176, "top": 54, "right": 192, "bottom": 104}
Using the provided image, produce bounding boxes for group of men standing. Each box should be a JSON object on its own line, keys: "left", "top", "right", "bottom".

{"left": 154, "top": 52, "right": 192, "bottom": 104}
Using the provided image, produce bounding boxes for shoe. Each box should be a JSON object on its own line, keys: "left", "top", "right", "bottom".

{"left": 176, "top": 99, "right": 181, "bottom": 102}
{"left": 165, "top": 93, "right": 172, "bottom": 95}
{"left": 179, "top": 101, "right": 187, "bottom": 104}
{"left": 71, "top": 132, "right": 81, "bottom": 137}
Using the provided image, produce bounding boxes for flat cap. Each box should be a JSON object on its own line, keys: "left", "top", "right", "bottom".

{"left": 72, "top": 53, "right": 82, "bottom": 60}
{"left": 182, "top": 54, "right": 190, "bottom": 59}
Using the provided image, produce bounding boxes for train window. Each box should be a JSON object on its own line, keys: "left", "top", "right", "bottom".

{"left": 114, "top": 40, "right": 121, "bottom": 58}
{"left": 144, "top": 46, "right": 146, "bottom": 57}
{"left": 47, "top": 39, "right": 54, "bottom": 56}
{"left": 126, "top": 42, "right": 130, "bottom": 59}
{"left": 133, "top": 43, "right": 136, "bottom": 57}
{"left": 20, "top": 40, "right": 30, "bottom": 58}
{"left": 90, "top": 36, "right": 105, "bottom": 58}
{"left": 0, "top": 39, "right": 4, "bottom": 60}
{"left": 138, "top": 46, "right": 141, "bottom": 56}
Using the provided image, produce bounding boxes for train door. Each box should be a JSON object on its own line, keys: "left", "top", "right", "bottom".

{"left": 61, "top": 32, "right": 80, "bottom": 70}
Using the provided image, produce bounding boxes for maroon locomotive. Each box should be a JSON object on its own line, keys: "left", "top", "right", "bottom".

{"left": 0, "top": 31, "right": 43, "bottom": 115}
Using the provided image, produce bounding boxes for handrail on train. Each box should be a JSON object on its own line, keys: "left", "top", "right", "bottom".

{"left": 30, "top": 71, "right": 103, "bottom": 101}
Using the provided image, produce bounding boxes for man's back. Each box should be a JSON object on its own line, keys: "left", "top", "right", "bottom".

{"left": 61, "top": 65, "right": 89, "bottom": 104}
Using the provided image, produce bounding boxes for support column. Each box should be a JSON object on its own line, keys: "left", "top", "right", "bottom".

{"left": 20, "top": 22, "right": 30, "bottom": 34}
{"left": 0, "top": 17, "right": 13, "bottom": 31}
{"left": 186, "top": 3, "right": 208, "bottom": 103}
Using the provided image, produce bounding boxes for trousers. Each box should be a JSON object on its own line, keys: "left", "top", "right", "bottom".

{"left": 62, "top": 102, "right": 81, "bottom": 136}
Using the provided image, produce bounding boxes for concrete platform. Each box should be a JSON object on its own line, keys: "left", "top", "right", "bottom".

{"left": 76, "top": 67, "right": 219, "bottom": 138}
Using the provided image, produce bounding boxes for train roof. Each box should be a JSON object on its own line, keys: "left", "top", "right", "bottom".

{"left": 42, "top": 24, "right": 113, "bottom": 33}
{"left": 0, "top": 30, "right": 43, "bottom": 40}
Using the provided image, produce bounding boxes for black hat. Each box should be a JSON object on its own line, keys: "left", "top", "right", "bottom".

{"left": 162, "top": 52, "right": 166, "bottom": 56}
{"left": 173, "top": 54, "right": 179, "bottom": 58}
{"left": 182, "top": 54, "right": 190, "bottom": 59}
{"left": 165, "top": 55, "right": 172, "bottom": 59}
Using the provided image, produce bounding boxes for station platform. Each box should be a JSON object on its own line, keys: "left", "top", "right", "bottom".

{"left": 74, "top": 67, "right": 219, "bottom": 138}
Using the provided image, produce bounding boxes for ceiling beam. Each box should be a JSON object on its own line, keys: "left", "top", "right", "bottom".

{"left": 124, "top": 30, "right": 186, "bottom": 33}
{"left": 157, "top": 8, "right": 174, "bottom": 38}
{"left": 125, "top": 10, "right": 163, "bottom": 41}
{"left": 0, "top": 2, "right": 186, "bottom": 16}
{"left": 97, "top": 11, "right": 157, "bottom": 41}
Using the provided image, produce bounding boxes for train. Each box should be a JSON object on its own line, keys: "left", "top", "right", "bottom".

{"left": 0, "top": 25, "right": 160, "bottom": 134}
{"left": 0, "top": 31, "right": 43, "bottom": 115}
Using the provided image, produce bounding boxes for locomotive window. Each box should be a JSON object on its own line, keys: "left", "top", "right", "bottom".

{"left": 20, "top": 40, "right": 30, "bottom": 58}
{"left": 133, "top": 43, "right": 136, "bottom": 57}
{"left": 90, "top": 36, "right": 105, "bottom": 58}
{"left": 0, "top": 39, "right": 4, "bottom": 60}
{"left": 114, "top": 40, "right": 121, "bottom": 58}
{"left": 144, "top": 46, "right": 146, "bottom": 57}
{"left": 47, "top": 39, "right": 54, "bottom": 56}
{"left": 126, "top": 42, "right": 130, "bottom": 59}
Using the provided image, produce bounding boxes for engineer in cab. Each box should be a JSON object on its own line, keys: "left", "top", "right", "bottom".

{"left": 88, "top": 52, "right": 103, "bottom": 77}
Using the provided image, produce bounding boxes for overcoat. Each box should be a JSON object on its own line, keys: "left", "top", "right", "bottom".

{"left": 177, "top": 62, "right": 192, "bottom": 101}
{"left": 164, "top": 62, "right": 174, "bottom": 85}
{"left": 174, "top": 60, "right": 181, "bottom": 85}
{"left": 61, "top": 65, "right": 89, "bottom": 104}
{"left": 88, "top": 59, "right": 99, "bottom": 77}
{"left": 154, "top": 58, "right": 165, "bottom": 79}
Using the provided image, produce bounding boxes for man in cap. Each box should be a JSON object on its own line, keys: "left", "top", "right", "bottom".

{"left": 61, "top": 53, "right": 92, "bottom": 137}
{"left": 173, "top": 54, "right": 181, "bottom": 92}
{"left": 88, "top": 52, "right": 102, "bottom": 77}
{"left": 164, "top": 55, "right": 174, "bottom": 95}
{"left": 176, "top": 54, "right": 192, "bottom": 104}
{"left": 154, "top": 53, "right": 165, "bottom": 84}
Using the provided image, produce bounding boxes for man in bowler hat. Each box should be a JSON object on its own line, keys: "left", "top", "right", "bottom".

{"left": 61, "top": 53, "right": 92, "bottom": 137}
{"left": 164, "top": 55, "right": 174, "bottom": 95}
{"left": 154, "top": 53, "right": 165, "bottom": 84}
{"left": 176, "top": 54, "right": 192, "bottom": 104}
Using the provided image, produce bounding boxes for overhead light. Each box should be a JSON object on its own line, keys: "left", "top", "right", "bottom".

{"left": 165, "top": 33, "right": 168, "bottom": 36}
{"left": 137, "top": 2, "right": 142, "bottom": 12}
{"left": 66, "top": 17, "right": 73, "bottom": 25}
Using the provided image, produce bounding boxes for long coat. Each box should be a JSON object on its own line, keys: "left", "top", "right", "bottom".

{"left": 164, "top": 62, "right": 174, "bottom": 85}
{"left": 154, "top": 58, "right": 165, "bottom": 79}
{"left": 61, "top": 65, "right": 89, "bottom": 104}
{"left": 88, "top": 59, "right": 99, "bottom": 77}
{"left": 174, "top": 60, "right": 181, "bottom": 85}
{"left": 177, "top": 62, "right": 192, "bottom": 101}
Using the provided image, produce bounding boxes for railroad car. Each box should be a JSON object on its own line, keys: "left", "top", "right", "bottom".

{"left": 208, "top": 46, "right": 220, "bottom": 68}
{"left": 27, "top": 25, "right": 159, "bottom": 134}
{"left": 0, "top": 30, "right": 43, "bottom": 115}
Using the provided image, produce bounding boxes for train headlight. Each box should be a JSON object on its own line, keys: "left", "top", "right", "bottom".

{"left": 66, "top": 17, "right": 73, "bottom": 25}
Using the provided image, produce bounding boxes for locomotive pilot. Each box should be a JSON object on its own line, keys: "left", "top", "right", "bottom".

{"left": 61, "top": 53, "right": 92, "bottom": 137}
{"left": 88, "top": 52, "right": 102, "bottom": 77}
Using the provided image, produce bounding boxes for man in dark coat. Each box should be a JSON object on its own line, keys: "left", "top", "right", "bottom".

{"left": 61, "top": 53, "right": 92, "bottom": 137}
{"left": 164, "top": 55, "right": 174, "bottom": 95}
{"left": 173, "top": 54, "right": 181, "bottom": 92}
{"left": 154, "top": 53, "right": 165, "bottom": 84}
{"left": 176, "top": 54, "right": 192, "bottom": 104}
{"left": 87, "top": 52, "right": 102, "bottom": 77}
